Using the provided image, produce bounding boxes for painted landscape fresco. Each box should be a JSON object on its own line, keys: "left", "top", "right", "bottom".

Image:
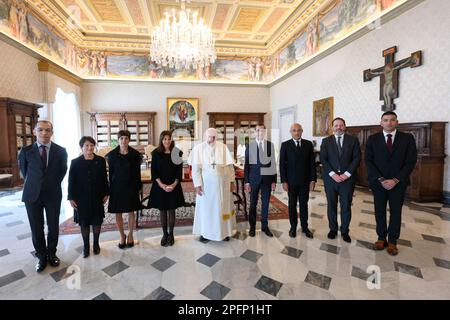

{"left": 270, "top": 0, "right": 402, "bottom": 80}
{"left": 0, "top": 0, "right": 402, "bottom": 83}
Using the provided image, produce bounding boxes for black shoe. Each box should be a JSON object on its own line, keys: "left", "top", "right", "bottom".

{"left": 83, "top": 247, "right": 90, "bottom": 258}
{"left": 289, "top": 229, "right": 296, "bottom": 238}
{"left": 35, "top": 258, "right": 47, "bottom": 273}
{"left": 161, "top": 234, "right": 169, "bottom": 247}
{"left": 342, "top": 233, "right": 352, "bottom": 243}
{"left": 199, "top": 236, "right": 209, "bottom": 243}
{"left": 223, "top": 236, "right": 230, "bottom": 241}
{"left": 327, "top": 230, "right": 337, "bottom": 239}
{"left": 93, "top": 243, "right": 101, "bottom": 255}
{"left": 47, "top": 254, "right": 60, "bottom": 267}
{"left": 118, "top": 236, "right": 126, "bottom": 249}
{"left": 168, "top": 234, "right": 175, "bottom": 246}
{"left": 262, "top": 227, "right": 273, "bottom": 237}
{"left": 302, "top": 229, "right": 313, "bottom": 239}
{"left": 249, "top": 228, "right": 255, "bottom": 237}
{"left": 126, "top": 237, "right": 134, "bottom": 248}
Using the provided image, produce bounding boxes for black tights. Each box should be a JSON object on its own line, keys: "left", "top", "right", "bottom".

{"left": 81, "top": 225, "right": 101, "bottom": 248}
{"left": 160, "top": 210, "right": 175, "bottom": 236}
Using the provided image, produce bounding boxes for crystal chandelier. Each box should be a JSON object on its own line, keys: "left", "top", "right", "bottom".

{"left": 150, "top": 0, "right": 216, "bottom": 70}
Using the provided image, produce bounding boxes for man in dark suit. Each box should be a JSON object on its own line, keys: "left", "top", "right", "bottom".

{"left": 320, "top": 117, "right": 361, "bottom": 243}
{"left": 244, "top": 124, "right": 277, "bottom": 237}
{"left": 279, "top": 123, "right": 317, "bottom": 238}
{"left": 19, "top": 120, "right": 68, "bottom": 272}
{"left": 365, "top": 111, "right": 417, "bottom": 256}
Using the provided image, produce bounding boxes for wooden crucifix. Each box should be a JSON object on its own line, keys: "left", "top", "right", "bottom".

{"left": 363, "top": 46, "right": 422, "bottom": 111}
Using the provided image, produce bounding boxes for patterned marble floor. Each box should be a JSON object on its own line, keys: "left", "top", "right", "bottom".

{"left": 1, "top": 181, "right": 450, "bottom": 300}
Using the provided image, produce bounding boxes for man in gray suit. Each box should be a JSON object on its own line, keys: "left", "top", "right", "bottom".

{"left": 320, "top": 117, "right": 361, "bottom": 243}
{"left": 19, "top": 120, "right": 68, "bottom": 272}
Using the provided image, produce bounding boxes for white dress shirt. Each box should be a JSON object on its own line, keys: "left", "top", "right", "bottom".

{"left": 383, "top": 129, "right": 397, "bottom": 143}
{"left": 292, "top": 138, "right": 301, "bottom": 148}
{"left": 255, "top": 139, "right": 265, "bottom": 152}
{"left": 328, "top": 134, "right": 351, "bottom": 178}
{"left": 36, "top": 141, "right": 52, "bottom": 167}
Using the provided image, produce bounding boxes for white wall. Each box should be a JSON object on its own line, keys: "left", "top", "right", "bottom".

{"left": 81, "top": 81, "right": 270, "bottom": 141}
{"left": 270, "top": 0, "right": 450, "bottom": 192}
{"left": 0, "top": 40, "right": 41, "bottom": 102}
{"left": 0, "top": 37, "right": 82, "bottom": 136}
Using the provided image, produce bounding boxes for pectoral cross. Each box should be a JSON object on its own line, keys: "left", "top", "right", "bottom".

{"left": 363, "top": 46, "right": 422, "bottom": 111}
{"left": 211, "top": 161, "right": 216, "bottom": 169}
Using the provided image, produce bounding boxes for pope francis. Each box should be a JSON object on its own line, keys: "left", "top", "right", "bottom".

{"left": 188, "top": 128, "right": 236, "bottom": 241}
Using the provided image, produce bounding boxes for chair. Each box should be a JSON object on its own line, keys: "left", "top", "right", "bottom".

{"left": 96, "top": 146, "right": 112, "bottom": 158}
{"left": 0, "top": 174, "right": 13, "bottom": 188}
{"left": 144, "top": 144, "right": 157, "bottom": 168}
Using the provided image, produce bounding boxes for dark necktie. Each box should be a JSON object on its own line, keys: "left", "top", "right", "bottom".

{"left": 257, "top": 142, "right": 263, "bottom": 164}
{"left": 337, "top": 136, "right": 343, "bottom": 157}
{"left": 296, "top": 140, "right": 300, "bottom": 149}
{"left": 40, "top": 145, "right": 47, "bottom": 169}
{"left": 386, "top": 134, "right": 393, "bottom": 153}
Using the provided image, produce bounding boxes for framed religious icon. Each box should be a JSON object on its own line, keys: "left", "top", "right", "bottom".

{"left": 313, "top": 97, "right": 333, "bottom": 136}
{"left": 167, "top": 98, "right": 199, "bottom": 140}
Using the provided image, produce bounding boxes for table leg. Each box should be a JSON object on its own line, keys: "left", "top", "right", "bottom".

{"left": 242, "top": 180, "right": 247, "bottom": 219}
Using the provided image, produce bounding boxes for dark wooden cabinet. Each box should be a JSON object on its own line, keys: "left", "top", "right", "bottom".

{"left": 88, "top": 112, "right": 156, "bottom": 153}
{"left": 346, "top": 122, "right": 447, "bottom": 202}
{"left": 0, "top": 98, "right": 42, "bottom": 187}
{"left": 207, "top": 112, "right": 266, "bottom": 160}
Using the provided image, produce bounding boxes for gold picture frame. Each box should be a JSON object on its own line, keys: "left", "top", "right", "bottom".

{"left": 167, "top": 98, "right": 199, "bottom": 140}
{"left": 313, "top": 97, "right": 334, "bottom": 136}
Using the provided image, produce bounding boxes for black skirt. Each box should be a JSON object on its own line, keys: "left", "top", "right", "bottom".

{"left": 148, "top": 182, "right": 185, "bottom": 210}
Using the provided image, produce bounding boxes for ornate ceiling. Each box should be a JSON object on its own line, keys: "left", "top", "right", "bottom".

{"left": 24, "top": 0, "right": 332, "bottom": 57}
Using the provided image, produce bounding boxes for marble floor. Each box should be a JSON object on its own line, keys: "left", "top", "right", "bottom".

{"left": 1, "top": 182, "right": 450, "bottom": 300}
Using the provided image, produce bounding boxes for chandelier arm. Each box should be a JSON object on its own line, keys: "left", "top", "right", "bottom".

{"left": 150, "top": 0, "right": 215, "bottom": 71}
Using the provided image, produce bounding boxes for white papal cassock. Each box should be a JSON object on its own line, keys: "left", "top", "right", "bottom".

{"left": 188, "top": 140, "right": 236, "bottom": 241}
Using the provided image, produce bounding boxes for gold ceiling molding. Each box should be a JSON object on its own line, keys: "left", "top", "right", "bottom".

{"left": 80, "top": 38, "right": 269, "bottom": 57}
{"left": 23, "top": 0, "right": 404, "bottom": 59}
{"left": 25, "top": 0, "right": 84, "bottom": 45}
{"left": 37, "top": 61, "right": 82, "bottom": 86}
{"left": 216, "top": 47, "right": 268, "bottom": 57}
{"left": 230, "top": 7, "right": 267, "bottom": 32}
{"left": 25, "top": 0, "right": 316, "bottom": 55}
{"left": 87, "top": 0, "right": 125, "bottom": 23}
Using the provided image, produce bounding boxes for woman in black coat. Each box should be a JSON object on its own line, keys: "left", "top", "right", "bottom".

{"left": 148, "top": 130, "right": 185, "bottom": 246}
{"left": 106, "top": 130, "right": 142, "bottom": 249}
{"left": 68, "top": 136, "right": 109, "bottom": 258}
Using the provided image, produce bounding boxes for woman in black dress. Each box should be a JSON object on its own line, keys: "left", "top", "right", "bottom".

{"left": 148, "top": 130, "right": 185, "bottom": 246}
{"left": 68, "top": 136, "right": 109, "bottom": 258}
{"left": 107, "top": 130, "right": 142, "bottom": 249}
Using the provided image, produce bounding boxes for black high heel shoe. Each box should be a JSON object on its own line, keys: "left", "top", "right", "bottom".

{"left": 83, "top": 246, "right": 90, "bottom": 258}
{"left": 93, "top": 243, "right": 101, "bottom": 255}
{"left": 168, "top": 234, "right": 175, "bottom": 246}
{"left": 161, "top": 234, "right": 169, "bottom": 247}
{"left": 118, "top": 235, "right": 126, "bottom": 249}
{"left": 126, "top": 236, "right": 134, "bottom": 248}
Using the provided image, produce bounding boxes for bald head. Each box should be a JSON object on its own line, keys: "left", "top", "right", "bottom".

{"left": 290, "top": 123, "right": 303, "bottom": 140}
{"left": 204, "top": 128, "right": 217, "bottom": 145}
